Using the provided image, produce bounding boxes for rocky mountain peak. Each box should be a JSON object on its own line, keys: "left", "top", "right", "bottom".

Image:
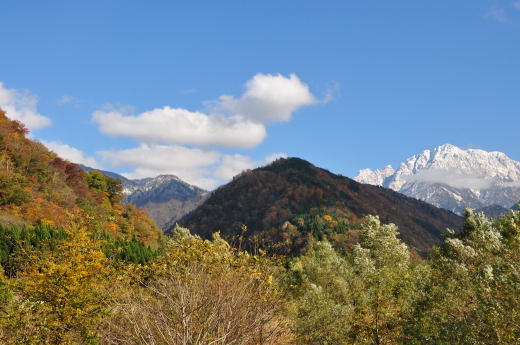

{"left": 80, "top": 166, "right": 208, "bottom": 230}
{"left": 355, "top": 144, "right": 520, "bottom": 214}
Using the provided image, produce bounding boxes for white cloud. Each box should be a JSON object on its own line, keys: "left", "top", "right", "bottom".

{"left": 42, "top": 140, "right": 101, "bottom": 169}
{"left": 487, "top": 7, "right": 507, "bottom": 22}
{"left": 99, "top": 144, "right": 221, "bottom": 172}
{"left": 98, "top": 144, "right": 222, "bottom": 189}
{"left": 57, "top": 95, "right": 81, "bottom": 107}
{"left": 92, "top": 73, "right": 320, "bottom": 149}
{"left": 405, "top": 168, "right": 493, "bottom": 190}
{"left": 93, "top": 107, "right": 266, "bottom": 149}
{"left": 514, "top": 1, "right": 520, "bottom": 10}
{"left": 264, "top": 152, "right": 288, "bottom": 164}
{"left": 0, "top": 82, "right": 51, "bottom": 130}
{"left": 98, "top": 143, "right": 287, "bottom": 189}
{"left": 321, "top": 81, "right": 340, "bottom": 104}
{"left": 214, "top": 73, "right": 317, "bottom": 123}
{"left": 213, "top": 154, "right": 256, "bottom": 181}
{"left": 213, "top": 152, "right": 288, "bottom": 181}
{"left": 91, "top": 73, "right": 320, "bottom": 187}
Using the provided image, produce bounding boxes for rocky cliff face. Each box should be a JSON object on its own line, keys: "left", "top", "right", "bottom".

{"left": 355, "top": 144, "right": 520, "bottom": 214}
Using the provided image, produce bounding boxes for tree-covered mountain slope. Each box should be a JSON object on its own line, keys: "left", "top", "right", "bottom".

{"left": 475, "top": 204, "right": 511, "bottom": 219}
{"left": 180, "top": 157, "right": 463, "bottom": 255}
{"left": 0, "top": 109, "right": 161, "bottom": 245}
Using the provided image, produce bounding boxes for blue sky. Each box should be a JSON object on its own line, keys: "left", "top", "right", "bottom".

{"left": 1, "top": 0, "right": 519, "bottom": 189}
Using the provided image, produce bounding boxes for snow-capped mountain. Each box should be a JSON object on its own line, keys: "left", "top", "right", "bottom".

{"left": 124, "top": 175, "right": 194, "bottom": 198}
{"left": 80, "top": 166, "right": 209, "bottom": 229}
{"left": 355, "top": 144, "right": 520, "bottom": 214}
{"left": 124, "top": 174, "right": 209, "bottom": 230}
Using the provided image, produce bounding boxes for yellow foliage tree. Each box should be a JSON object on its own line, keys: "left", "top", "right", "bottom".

{"left": 101, "top": 226, "right": 290, "bottom": 345}
{"left": 4, "top": 226, "right": 112, "bottom": 344}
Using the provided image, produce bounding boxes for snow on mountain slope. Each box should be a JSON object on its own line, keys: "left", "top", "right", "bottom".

{"left": 356, "top": 165, "right": 394, "bottom": 186}
{"left": 124, "top": 174, "right": 209, "bottom": 230}
{"left": 80, "top": 165, "right": 208, "bottom": 229}
{"left": 355, "top": 144, "right": 520, "bottom": 214}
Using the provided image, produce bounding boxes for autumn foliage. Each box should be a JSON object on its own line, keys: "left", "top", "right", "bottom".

{"left": 0, "top": 109, "right": 161, "bottom": 245}
{"left": 0, "top": 109, "right": 518, "bottom": 344}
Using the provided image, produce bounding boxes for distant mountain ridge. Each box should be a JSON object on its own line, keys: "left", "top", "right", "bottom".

{"left": 475, "top": 205, "right": 510, "bottom": 219}
{"left": 80, "top": 166, "right": 209, "bottom": 229}
{"left": 355, "top": 144, "right": 520, "bottom": 214}
{"left": 181, "top": 157, "right": 462, "bottom": 256}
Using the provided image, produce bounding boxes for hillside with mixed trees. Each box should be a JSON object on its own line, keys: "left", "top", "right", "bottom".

{"left": 180, "top": 157, "right": 463, "bottom": 256}
{"left": 0, "top": 109, "right": 518, "bottom": 344}
{"left": 0, "top": 110, "right": 160, "bottom": 246}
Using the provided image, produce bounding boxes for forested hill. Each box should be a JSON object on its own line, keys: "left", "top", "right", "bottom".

{"left": 0, "top": 109, "right": 160, "bottom": 245}
{"left": 180, "top": 157, "right": 463, "bottom": 255}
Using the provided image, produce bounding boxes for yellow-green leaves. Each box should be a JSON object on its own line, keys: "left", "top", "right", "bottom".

{"left": 5, "top": 226, "right": 112, "bottom": 344}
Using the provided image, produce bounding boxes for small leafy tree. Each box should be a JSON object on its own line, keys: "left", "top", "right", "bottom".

{"left": 286, "top": 241, "right": 354, "bottom": 344}
{"left": 288, "top": 216, "right": 421, "bottom": 345}
{"left": 3, "top": 226, "right": 112, "bottom": 344}
{"left": 349, "top": 216, "right": 419, "bottom": 345}
{"left": 102, "top": 226, "right": 289, "bottom": 345}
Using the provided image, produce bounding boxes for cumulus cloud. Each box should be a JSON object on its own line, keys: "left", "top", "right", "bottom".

{"left": 0, "top": 82, "right": 51, "bottom": 130}
{"left": 214, "top": 73, "right": 317, "bottom": 123}
{"left": 91, "top": 73, "right": 320, "bottom": 187}
{"left": 98, "top": 144, "right": 221, "bottom": 173}
{"left": 93, "top": 107, "right": 266, "bottom": 149}
{"left": 405, "top": 168, "right": 493, "bottom": 190}
{"left": 42, "top": 140, "right": 101, "bottom": 168}
{"left": 92, "top": 74, "right": 320, "bottom": 149}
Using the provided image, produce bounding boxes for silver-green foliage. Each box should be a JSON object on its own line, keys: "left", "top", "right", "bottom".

{"left": 411, "top": 209, "right": 520, "bottom": 344}
{"left": 287, "top": 216, "right": 422, "bottom": 345}
{"left": 287, "top": 211, "right": 520, "bottom": 344}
